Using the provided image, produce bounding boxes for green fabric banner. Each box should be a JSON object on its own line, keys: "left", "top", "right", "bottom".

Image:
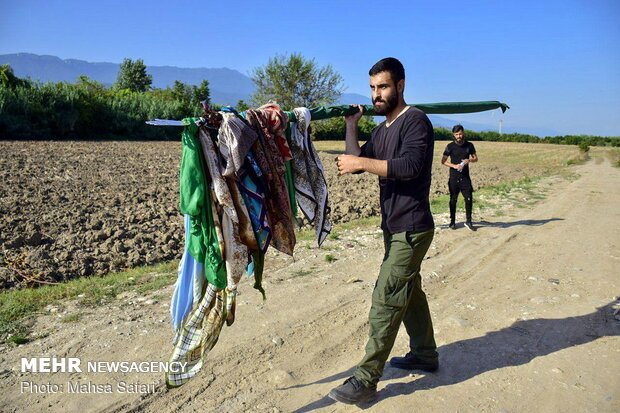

{"left": 179, "top": 118, "right": 227, "bottom": 289}
{"left": 284, "top": 101, "right": 509, "bottom": 122}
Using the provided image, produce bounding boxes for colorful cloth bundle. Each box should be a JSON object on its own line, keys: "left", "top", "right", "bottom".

{"left": 167, "top": 104, "right": 331, "bottom": 387}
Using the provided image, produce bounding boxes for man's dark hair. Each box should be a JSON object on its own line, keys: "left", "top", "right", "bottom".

{"left": 369, "top": 57, "right": 405, "bottom": 84}
{"left": 452, "top": 124, "right": 465, "bottom": 133}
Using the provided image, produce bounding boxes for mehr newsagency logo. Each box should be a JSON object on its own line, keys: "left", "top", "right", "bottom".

{"left": 19, "top": 357, "right": 187, "bottom": 394}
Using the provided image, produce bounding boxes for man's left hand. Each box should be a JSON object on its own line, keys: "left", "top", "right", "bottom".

{"left": 336, "top": 154, "right": 362, "bottom": 175}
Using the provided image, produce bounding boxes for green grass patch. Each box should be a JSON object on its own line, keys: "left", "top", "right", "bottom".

{"left": 299, "top": 216, "right": 380, "bottom": 236}
{"left": 430, "top": 194, "right": 451, "bottom": 214}
{"left": 528, "top": 193, "right": 547, "bottom": 200}
{"left": 8, "top": 334, "right": 29, "bottom": 345}
{"left": 0, "top": 261, "right": 177, "bottom": 344}
{"left": 325, "top": 254, "right": 338, "bottom": 263}
{"left": 336, "top": 216, "right": 381, "bottom": 231}
{"left": 295, "top": 228, "right": 315, "bottom": 242}
{"left": 477, "top": 176, "right": 541, "bottom": 209}
{"left": 60, "top": 313, "right": 82, "bottom": 323}
{"left": 430, "top": 175, "right": 546, "bottom": 215}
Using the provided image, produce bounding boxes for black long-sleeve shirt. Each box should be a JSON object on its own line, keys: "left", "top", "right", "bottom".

{"left": 360, "top": 107, "right": 435, "bottom": 233}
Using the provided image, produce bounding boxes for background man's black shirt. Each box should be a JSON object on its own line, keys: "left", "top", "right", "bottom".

{"left": 443, "top": 141, "right": 476, "bottom": 180}
{"left": 360, "top": 107, "right": 435, "bottom": 234}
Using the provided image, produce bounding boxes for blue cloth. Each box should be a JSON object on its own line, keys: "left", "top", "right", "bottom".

{"left": 170, "top": 214, "right": 205, "bottom": 331}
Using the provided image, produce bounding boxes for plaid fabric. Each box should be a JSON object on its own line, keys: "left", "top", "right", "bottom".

{"left": 166, "top": 285, "right": 236, "bottom": 388}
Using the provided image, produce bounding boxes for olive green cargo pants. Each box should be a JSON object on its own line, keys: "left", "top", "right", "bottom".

{"left": 354, "top": 229, "right": 437, "bottom": 386}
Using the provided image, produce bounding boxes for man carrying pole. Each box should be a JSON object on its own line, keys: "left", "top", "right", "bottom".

{"left": 330, "top": 57, "right": 438, "bottom": 404}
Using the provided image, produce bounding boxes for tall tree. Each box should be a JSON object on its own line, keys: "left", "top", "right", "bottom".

{"left": 250, "top": 53, "right": 344, "bottom": 109}
{"left": 171, "top": 80, "right": 193, "bottom": 103}
{"left": 0, "top": 64, "right": 30, "bottom": 88}
{"left": 193, "top": 80, "right": 210, "bottom": 105}
{"left": 115, "top": 58, "right": 152, "bottom": 92}
{"left": 236, "top": 99, "right": 249, "bottom": 112}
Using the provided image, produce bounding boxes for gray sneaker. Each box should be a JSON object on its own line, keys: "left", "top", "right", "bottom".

{"left": 465, "top": 221, "right": 476, "bottom": 232}
{"left": 328, "top": 376, "right": 377, "bottom": 404}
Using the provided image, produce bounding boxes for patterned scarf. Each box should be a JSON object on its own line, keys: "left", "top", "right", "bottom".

{"left": 245, "top": 108, "right": 296, "bottom": 256}
{"left": 217, "top": 113, "right": 259, "bottom": 178}
{"left": 238, "top": 152, "right": 271, "bottom": 253}
{"left": 290, "top": 107, "right": 332, "bottom": 245}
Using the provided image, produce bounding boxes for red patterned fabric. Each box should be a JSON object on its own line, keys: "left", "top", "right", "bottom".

{"left": 257, "top": 103, "right": 292, "bottom": 162}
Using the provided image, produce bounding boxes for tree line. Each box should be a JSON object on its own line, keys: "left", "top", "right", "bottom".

{"left": 433, "top": 127, "right": 619, "bottom": 147}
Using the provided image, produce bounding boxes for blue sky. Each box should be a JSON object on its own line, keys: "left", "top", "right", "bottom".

{"left": 1, "top": 0, "right": 619, "bottom": 136}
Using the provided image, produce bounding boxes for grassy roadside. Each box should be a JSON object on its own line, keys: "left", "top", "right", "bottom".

{"left": 430, "top": 175, "right": 542, "bottom": 215}
{"left": 590, "top": 146, "right": 620, "bottom": 167}
{"left": 0, "top": 261, "right": 177, "bottom": 345}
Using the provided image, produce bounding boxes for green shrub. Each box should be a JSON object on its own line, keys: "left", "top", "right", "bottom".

{"left": 325, "top": 254, "right": 338, "bottom": 263}
{"left": 0, "top": 70, "right": 207, "bottom": 140}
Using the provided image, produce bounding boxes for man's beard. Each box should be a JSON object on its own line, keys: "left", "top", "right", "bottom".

{"left": 373, "top": 91, "right": 398, "bottom": 116}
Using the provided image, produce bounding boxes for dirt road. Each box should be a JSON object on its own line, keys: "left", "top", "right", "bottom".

{"left": 2, "top": 157, "right": 619, "bottom": 413}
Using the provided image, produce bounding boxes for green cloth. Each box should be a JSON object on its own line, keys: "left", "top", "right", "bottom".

{"left": 251, "top": 251, "right": 266, "bottom": 300}
{"left": 284, "top": 161, "right": 297, "bottom": 225}
{"left": 283, "top": 126, "right": 298, "bottom": 225}
{"left": 354, "top": 229, "right": 437, "bottom": 387}
{"left": 179, "top": 118, "right": 226, "bottom": 289}
{"left": 284, "top": 101, "right": 510, "bottom": 122}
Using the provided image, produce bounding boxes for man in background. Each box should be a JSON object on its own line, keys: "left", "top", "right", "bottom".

{"left": 441, "top": 125, "right": 478, "bottom": 231}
